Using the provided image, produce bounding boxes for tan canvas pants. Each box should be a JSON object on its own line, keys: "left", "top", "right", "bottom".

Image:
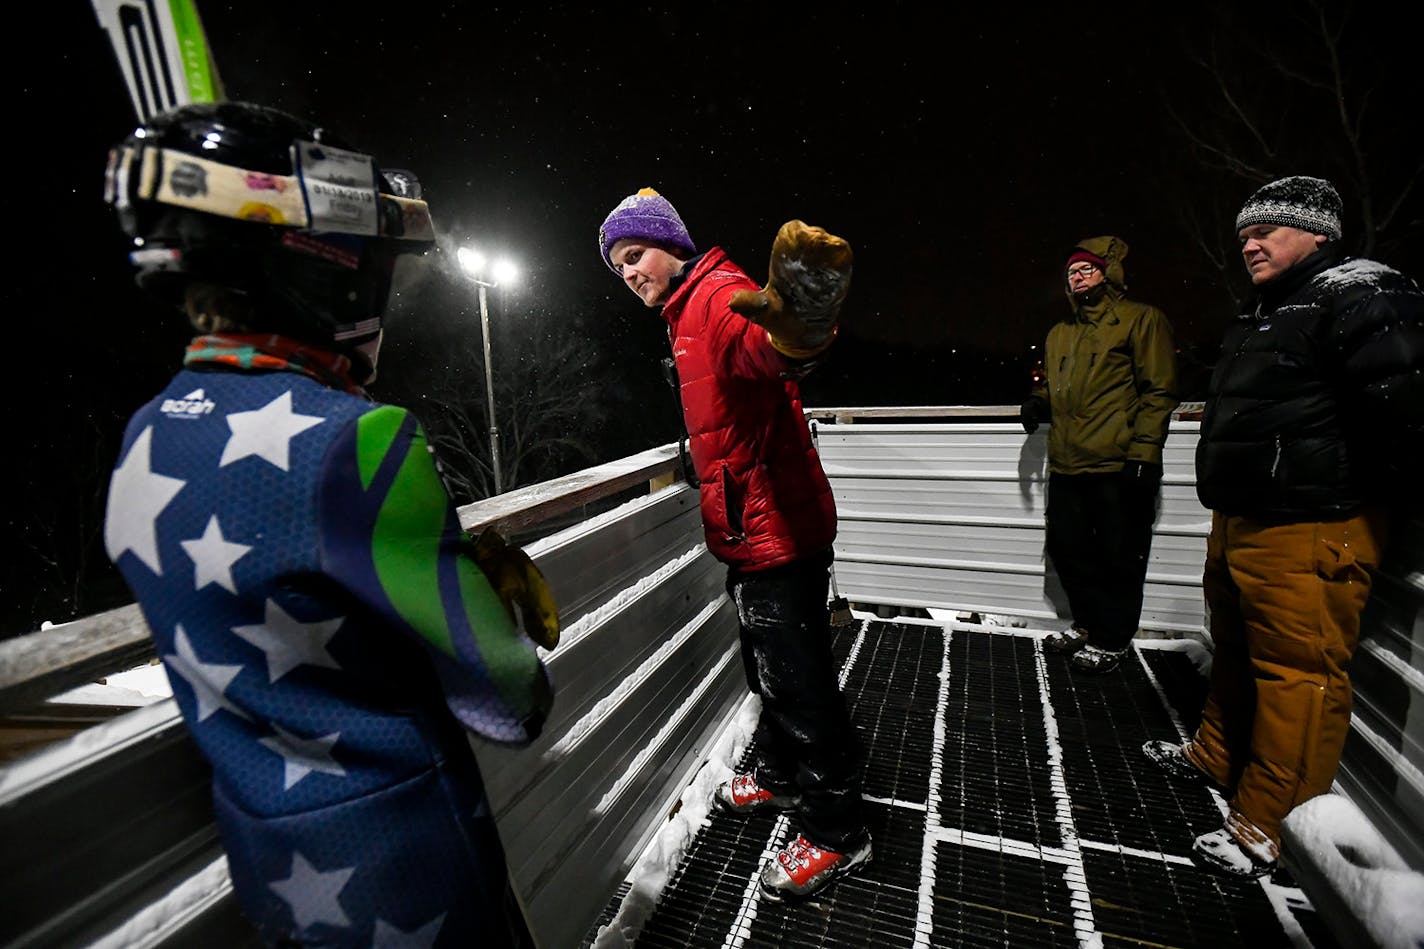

{"left": 1183, "top": 508, "right": 1387, "bottom": 849}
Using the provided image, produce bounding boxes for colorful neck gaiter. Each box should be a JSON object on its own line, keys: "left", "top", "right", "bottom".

{"left": 185, "top": 333, "right": 368, "bottom": 396}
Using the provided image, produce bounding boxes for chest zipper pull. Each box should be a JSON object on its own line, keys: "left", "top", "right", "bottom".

{"left": 1270, "top": 435, "right": 1282, "bottom": 477}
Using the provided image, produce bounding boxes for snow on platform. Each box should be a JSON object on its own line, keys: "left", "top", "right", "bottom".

{"left": 587, "top": 614, "right": 1345, "bottom": 949}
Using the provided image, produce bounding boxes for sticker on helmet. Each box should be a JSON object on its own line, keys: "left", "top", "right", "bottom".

{"left": 294, "top": 141, "right": 380, "bottom": 237}
{"left": 238, "top": 203, "right": 286, "bottom": 224}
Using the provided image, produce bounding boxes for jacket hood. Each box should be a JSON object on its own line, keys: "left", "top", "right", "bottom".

{"left": 1064, "top": 235, "right": 1129, "bottom": 309}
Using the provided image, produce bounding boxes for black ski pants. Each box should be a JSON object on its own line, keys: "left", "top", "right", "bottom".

{"left": 1044, "top": 471, "right": 1157, "bottom": 651}
{"left": 726, "top": 551, "right": 867, "bottom": 852}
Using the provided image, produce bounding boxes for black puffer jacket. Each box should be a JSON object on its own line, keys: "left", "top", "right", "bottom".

{"left": 1196, "top": 246, "right": 1424, "bottom": 518}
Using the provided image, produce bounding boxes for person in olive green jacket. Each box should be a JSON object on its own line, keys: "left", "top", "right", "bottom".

{"left": 1021, "top": 236, "right": 1179, "bottom": 673}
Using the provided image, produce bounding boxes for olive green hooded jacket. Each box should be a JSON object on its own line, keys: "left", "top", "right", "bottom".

{"left": 1029, "top": 235, "right": 1179, "bottom": 474}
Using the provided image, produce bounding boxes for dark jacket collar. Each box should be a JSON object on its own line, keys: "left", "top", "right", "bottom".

{"left": 1069, "top": 281, "right": 1123, "bottom": 323}
{"left": 663, "top": 250, "right": 709, "bottom": 305}
{"left": 1255, "top": 243, "right": 1346, "bottom": 311}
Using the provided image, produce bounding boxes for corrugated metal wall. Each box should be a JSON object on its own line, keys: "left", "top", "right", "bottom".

{"left": 1340, "top": 506, "right": 1424, "bottom": 870}
{"left": 815, "top": 419, "right": 1209, "bottom": 634}
{"left": 472, "top": 481, "right": 745, "bottom": 949}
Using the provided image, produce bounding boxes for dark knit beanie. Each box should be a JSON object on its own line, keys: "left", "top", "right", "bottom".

{"left": 598, "top": 188, "right": 696, "bottom": 270}
{"left": 1234, "top": 176, "right": 1343, "bottom": 241}
{"left": 1065, "top": 249, "right": 1107, "bottom": 273}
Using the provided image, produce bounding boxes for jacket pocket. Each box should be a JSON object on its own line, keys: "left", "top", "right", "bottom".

{"left": 711, "top": 463, "right": 746, "bottom": 542}
{"left": 1312, "top": 518, "right": 1379, "bottom": 665}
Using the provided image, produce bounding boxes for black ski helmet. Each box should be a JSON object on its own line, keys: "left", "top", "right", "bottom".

{"left": 103, "top": 100, "right": 436, "bottom": 377}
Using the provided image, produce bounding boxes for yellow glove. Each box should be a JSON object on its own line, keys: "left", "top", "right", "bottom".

{"left": 728, "top": 219, "right": 853, "bottom": 359}
{"left": 470, "top": 528, "right": 561, "bottom": 651}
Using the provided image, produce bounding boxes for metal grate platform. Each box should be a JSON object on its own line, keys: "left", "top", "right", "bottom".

{"left": 587, "top": 616, "right": 1346, "bottom": 948}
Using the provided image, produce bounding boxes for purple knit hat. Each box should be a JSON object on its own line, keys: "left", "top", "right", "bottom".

{"left": 598, "top": 187, "right": 696, "bottom": 270}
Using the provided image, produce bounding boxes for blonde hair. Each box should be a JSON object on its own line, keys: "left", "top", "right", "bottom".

{"left": 182, "top": 282, "right": 256, "bottom": 334}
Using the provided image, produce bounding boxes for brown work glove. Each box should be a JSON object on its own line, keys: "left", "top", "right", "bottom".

{"left": 728, "top": 219, "right": 853, "bottom": 359}
{"left": 470, "top": 528, "right": 561, "bottom": 651}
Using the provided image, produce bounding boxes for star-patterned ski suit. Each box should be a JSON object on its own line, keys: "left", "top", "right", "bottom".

{"left": 104, "top": 342, "right": 552, "bottom": 947}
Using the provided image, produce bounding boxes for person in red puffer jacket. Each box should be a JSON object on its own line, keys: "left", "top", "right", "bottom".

{"left": 599, "top": 188, "right": 870, "bottom": 902}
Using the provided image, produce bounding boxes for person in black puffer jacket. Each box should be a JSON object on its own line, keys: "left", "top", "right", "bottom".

{"left": 1143, "top": 176, "right": 1424, "bottom": 881}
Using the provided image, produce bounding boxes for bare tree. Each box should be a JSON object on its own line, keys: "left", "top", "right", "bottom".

{"left": 1159, "top": 0, "right": 1424, "bottom": 309}
{"left": 402, "top": 324, "right": 606, "bottom": 504}
{"left": 371, "top": 250, "right": 621, "bottom": 503}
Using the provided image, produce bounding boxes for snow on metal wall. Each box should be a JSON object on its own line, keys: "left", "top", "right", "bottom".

{"left": 814, "top": 419, "right": 1210, "bottom": 634}
{"left": 1337, "top": 506, "right": 1424, "bottom": 870}
{"left": 471, "top": 482, "right": 746, "bottom": 949}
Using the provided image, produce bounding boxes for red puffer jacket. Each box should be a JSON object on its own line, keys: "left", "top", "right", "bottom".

{"left": 663, "top": 248, "right": 837, "bottom": 570}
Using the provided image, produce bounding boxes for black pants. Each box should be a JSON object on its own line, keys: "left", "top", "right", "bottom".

{"left": 1045, "top": 472, "right": 1157, "bottom": 651}
{"left": 726, "top": 551, "right": 867, "bottom": 851}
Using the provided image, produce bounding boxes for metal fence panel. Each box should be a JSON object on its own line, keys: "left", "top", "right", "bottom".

{"left": 816, "top": 420, "right": 1209, "bottom": 634}
{"left": 1337, "top": 508, "right": 1424, "bottom": 870}
{"left": 471, "top": 484, "right": 741, "bottom": 949}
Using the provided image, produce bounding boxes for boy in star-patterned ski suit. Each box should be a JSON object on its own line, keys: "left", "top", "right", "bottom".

{"left": 102, "top": 101, "right": 553, "bottom": 947}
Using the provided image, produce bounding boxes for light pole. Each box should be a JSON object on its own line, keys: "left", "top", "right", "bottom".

{"left": 456, "top": 246, "right": 518, "bottom": 496}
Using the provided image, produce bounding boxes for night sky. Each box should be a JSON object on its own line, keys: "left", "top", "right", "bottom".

{"left": 5, "top": 1, "right": 1420, "bottom": 635}
{"left": 185, "top": 3, "right": 1209, "bottom": 350}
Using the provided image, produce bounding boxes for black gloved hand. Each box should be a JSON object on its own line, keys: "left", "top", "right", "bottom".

{"left": 1020, "top": 397, "right": 1048, "bottom": 434}
{"left": 1119, "top": 460, "right": 1163, "bottom": 501}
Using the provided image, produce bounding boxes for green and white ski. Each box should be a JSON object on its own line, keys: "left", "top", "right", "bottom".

{"left": 91, "top": 0, "right": 223, "bottom": 122}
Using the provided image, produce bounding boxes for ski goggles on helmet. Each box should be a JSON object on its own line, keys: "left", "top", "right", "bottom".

{"left": 104, "top": 136, "right": 435, "bottom": 247}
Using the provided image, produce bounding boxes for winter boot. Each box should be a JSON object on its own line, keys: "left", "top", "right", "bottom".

{"left": 1142, "top": 740, "right": 1207, "bottom": 784}
{"left": 1192, "top": 826, "right": 1276, "bottom": 879}
{"left": 760, "top": 833, "right": 872, "bottom": 902}
{"left": 1071, "top": 644, "right": 1127, "bottom": 674}
{"left": 1042, "top": 626, "right": 1089, "bottom": 655}
{"left": 715, "top": 773, "right": 800, "bottom": 815}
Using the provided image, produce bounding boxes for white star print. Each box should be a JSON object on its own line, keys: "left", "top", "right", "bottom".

{"left": 104, "top": 426, "right": 187, "bottom": 575}
{"left": 372, "top": 914, "right": 446, "bottom": 948}
{"left": 259, "top": 723, "right": 346, "bottom": 790}
{"left": 268, "top": 851, "right": 354, "bottom": 930}
{"left": 179, "top": 515, "right": 252, "bottom": 593}
{"left": 163, "top": 625, "right": 249, "bottom": 723}
{"left": 232, "top": 600, "right": 343, "bottom": 683}
{"left": 219, "top": 390, "right": 324, "bottom": 471}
